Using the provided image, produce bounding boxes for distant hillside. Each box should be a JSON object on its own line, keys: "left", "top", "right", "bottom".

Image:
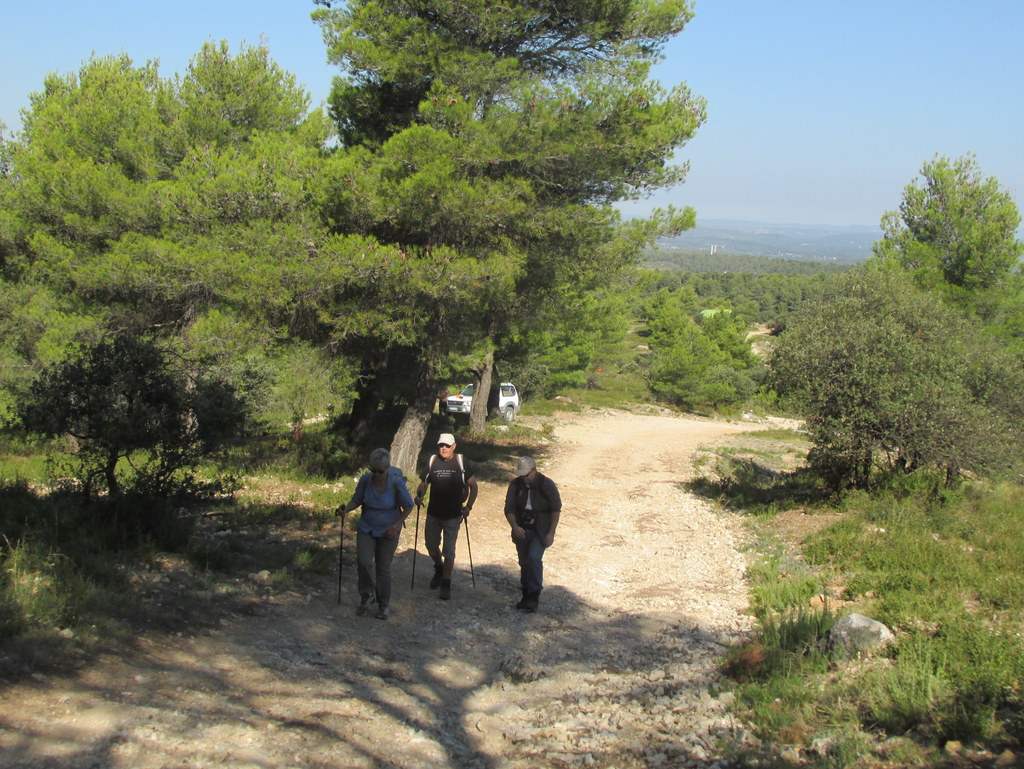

{"left": 645, "top": 248, "right": 850, "bottom": 275}
{"left": 658, "top": 219, "right": 879, "bottom": 264}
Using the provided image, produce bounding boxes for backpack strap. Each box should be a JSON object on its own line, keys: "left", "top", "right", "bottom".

{"left": 427, "top": 453, "right": 466, "bottom": 486}
{"left": 389, "top": 467, "right": 407, "bottom": 503}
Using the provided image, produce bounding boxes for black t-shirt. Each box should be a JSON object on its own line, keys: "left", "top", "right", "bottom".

{"left": 422, "top": 455, "right": 473, "bottom": 519}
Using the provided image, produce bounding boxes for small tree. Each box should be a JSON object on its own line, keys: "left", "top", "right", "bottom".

{"left": 18, "top": 334, "right": 246, "bottom": 499}
{"left": 873, "top": 154, "right": 1023, "bottom": 324}
{"left": 642, "top": 289, "right": 759, "bottom": 411}
{"left": 769, "top": 268, "right": 1024, "bottom": 488}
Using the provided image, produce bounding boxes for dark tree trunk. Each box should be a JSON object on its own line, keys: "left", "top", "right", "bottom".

{"left": 105, "top": 450, "right": 120, "bottom": 497}
{"left": 469, "top": 350, "right": 494, "bottom": 433}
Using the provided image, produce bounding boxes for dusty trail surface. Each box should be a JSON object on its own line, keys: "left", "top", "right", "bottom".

{"left": 0, "top": 409, "right": 768, "bottom": 768}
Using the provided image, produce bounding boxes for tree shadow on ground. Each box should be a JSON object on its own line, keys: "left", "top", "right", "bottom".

{"left": 0, "top": 540, "right": 746, "bottom": 769}
{"left": 687, "top": 455, "right": 831, "bottom": 513}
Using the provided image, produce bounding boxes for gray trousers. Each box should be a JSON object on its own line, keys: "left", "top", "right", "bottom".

{"left": 356, "top": 529, "right": 400, "bottom": 607}
{"left": 425, "top": 514, "right": 462, "bottom": 562}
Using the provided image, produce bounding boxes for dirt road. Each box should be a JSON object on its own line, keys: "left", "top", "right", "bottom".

{"left": 0, "top": 409, "right": 768, "bottom": 768}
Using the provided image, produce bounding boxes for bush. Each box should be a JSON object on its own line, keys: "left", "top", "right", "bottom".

{"left": 18, "top": 333, "right": 248, "bottom": 502}
{"left": 769, "top": 267, "right": 1024, "bottom": 488}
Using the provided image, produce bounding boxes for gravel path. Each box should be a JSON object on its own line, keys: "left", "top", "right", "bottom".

{"left": 0, "top": 409, "right": 768, "bottom": 768}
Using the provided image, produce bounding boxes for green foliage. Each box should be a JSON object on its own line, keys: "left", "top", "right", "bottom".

{"left": 748, "top": 553, "right": 823, "bottom": 617}
{"left": 0, "top": 41, "right": 346, "bottom": 431}
{"left": 175, "top": 41, "right": 313, "bottom": 148}
{"left": 312, "top": 0, "right": 707, "bottom": 445}
{"left": 503, "top": 283, "right": 635, "bottom": 397}
{"left": 693, "top": 424, "right": 1024, "bottom": 759}
{"left": 17, "top": 334, "right": 246, "bottom": 500}
{"left": 292, "top": 545, "right": 334, "bottom": 575}
{"left": 0, "top": 477, "right": 148, "bottom": 642}
{"left": 639, "top": 288, "right": 762, "bottom": 411}
{"left": 732, "top": 479, "right": 1024, "bottom": 753}
{"left": 639, "top": 263, "right": 841, "bottom": 327}
{"left": 805, "top": 483, "right": 1024, "bottom": 744}
{"left": 858, "top": 639, "right": 954, "bottom": 737}
{"left": 0, "top": 540, "right": 85, "bottom": 637}
{"left": 731, "top": 538, "right": 834, "bottom": 687}
{"left": 769, "top": 267, "right": 1024, "bottom": 488}
{"left": 873, "top": 153, "right": 1024, "bottom": 325}
{"left": 0, "top": 6, "right": 715, "bottom": 456}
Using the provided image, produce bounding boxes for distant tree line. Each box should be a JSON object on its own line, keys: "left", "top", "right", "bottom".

{"left": 645, "top": 247, "right": 851, "bottom": 275}
{"left": 640, "top": 267, "right": 837, "bottom": 326}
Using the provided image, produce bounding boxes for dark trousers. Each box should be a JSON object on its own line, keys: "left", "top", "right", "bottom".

{"left": 356, "top": 529, "right": 400, "bottom": 607}
{"left": 514, "top": 528, "right": 546, "bottom": 596}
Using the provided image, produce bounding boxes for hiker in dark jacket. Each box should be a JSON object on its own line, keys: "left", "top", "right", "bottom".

{"left": 414, "top": 433, "right": 478, "bottom": 600}
{"left": 504, "top": 456, "right": 561, "bottom": 612}
{"left": 340, "top": 448, "right": 414, "bottom": 620}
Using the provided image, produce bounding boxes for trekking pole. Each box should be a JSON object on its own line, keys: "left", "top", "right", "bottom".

{"left": 337, "top": 506, "right": 347, "bottom": 605}
{"left": 463, "top": 514, "right": 476, "bottom": 587}
{"left": 410, "top": 502, "right": 421, "bottom": 590}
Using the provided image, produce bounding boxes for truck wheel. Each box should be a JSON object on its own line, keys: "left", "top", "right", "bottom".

{"left": 503, "top": 404, "right": 516, "bottom": 422}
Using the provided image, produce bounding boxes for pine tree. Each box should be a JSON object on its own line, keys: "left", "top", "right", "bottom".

{"left": 313, "top": 0, "right": 705, "bottom": 469}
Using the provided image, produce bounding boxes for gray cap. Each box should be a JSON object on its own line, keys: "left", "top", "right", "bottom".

{"left": 514, "top": 456, "right": 537, "bottom": 477}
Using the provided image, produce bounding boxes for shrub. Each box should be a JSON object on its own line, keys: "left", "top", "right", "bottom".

{"left": 0, "top": 540, "right": 85, "bottom": 637}
{"left": 18, "top": 333, "right": 248, "bottom": 502}
{"left": 769, "top": 267, "right": 1024, "bottom": 489}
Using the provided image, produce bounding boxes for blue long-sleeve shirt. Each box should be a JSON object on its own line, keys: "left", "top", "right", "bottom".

{"left": 350, "top": 467, "right": 414, "bottom": 536}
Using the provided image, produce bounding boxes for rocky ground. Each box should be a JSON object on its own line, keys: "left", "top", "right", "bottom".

{"left": 0, "top": 408, "right": 782, "bottom": 769}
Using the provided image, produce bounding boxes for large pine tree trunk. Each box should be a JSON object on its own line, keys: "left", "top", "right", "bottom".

{"left": 389, "top": 365, "right": 437, "bottom": 478}
{"left": 469, "top": 350, "right": 494, "bottom": 433}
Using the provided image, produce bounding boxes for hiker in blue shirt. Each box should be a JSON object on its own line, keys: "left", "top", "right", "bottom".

{"left": 340, "top": 448, "right": 414, "bottom": 620}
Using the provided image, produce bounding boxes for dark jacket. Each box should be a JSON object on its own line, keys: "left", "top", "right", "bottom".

{"left": 504, "top": 472, "right": 561, "bottom": 538}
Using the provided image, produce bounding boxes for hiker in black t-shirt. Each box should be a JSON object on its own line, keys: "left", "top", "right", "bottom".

{"left": 414, "top": 433, "right": 479, "bottom": 600}
{"left": 504, "top": 456, "right": 561, "bottom": 613}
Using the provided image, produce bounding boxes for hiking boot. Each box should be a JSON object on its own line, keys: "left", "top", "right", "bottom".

{"left": 375, "top": 604, "right": 390, "bottom": 620}
{"left": 518, "top": 592, "right": 539, "bottom": 613}
{"left": 439, "top": 579, "right": 451, "bottom": 600}
{"left": 515, "top": 589, "right": 528, "bottom": 610}
{"left": 429, "top": 565, "right": 444, "bottom": 589}
{"left": 356, "top": 594, "right": 374, "bottom": 616}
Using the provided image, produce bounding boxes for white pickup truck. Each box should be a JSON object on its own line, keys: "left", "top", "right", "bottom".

{"left": 446, "top": 382, "right": 520, "bottom": 421}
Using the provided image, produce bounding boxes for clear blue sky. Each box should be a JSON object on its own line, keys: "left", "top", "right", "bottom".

{"left": 2, "top": 0, "right": 1021, "bottom": 228}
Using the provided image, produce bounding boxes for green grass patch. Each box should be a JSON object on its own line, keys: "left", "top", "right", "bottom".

{"left": 748, "top": 558, "right": 824, "bottom": 617}
{"left": 521, "top": 396, "right": 584, "bottom": 417}
{"left": 730, "top": 477, "right": 1024, "bottom": 765}
{"left": 708, "top": 428, "right": 1024, "bottom": 763}
{"left": 738, "top": 428, "right": 809, "bottom": 444}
